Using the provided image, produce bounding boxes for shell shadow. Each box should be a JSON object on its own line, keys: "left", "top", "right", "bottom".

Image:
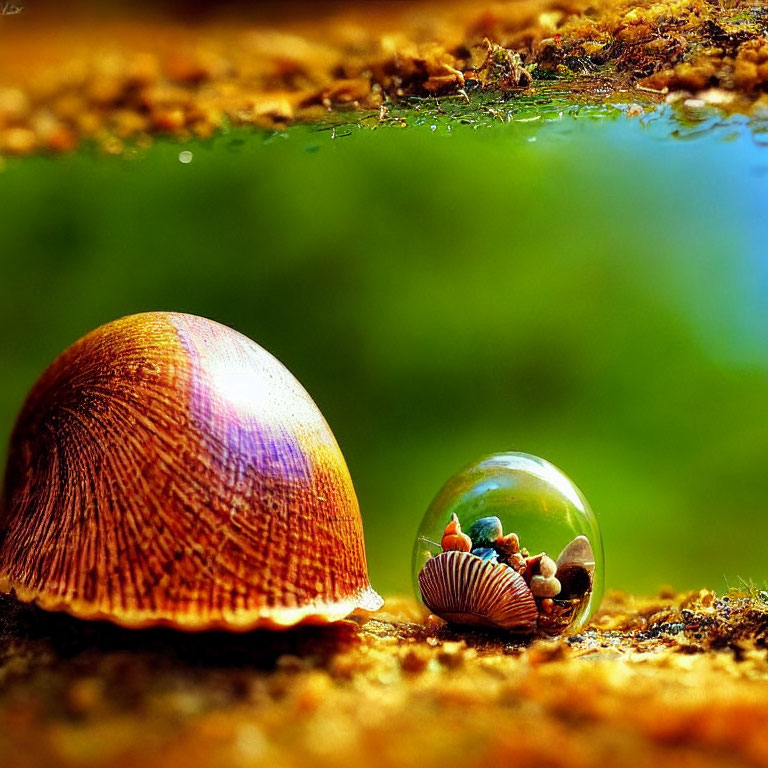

{"left": 427, "top": 620, "right": 535, "bottom": 651}
{"left": 0, "top": 594, "right": 361, "bottom": 672}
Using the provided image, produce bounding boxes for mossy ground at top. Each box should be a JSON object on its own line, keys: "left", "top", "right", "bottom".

{"left": 0, "top": 0, "right": 766, "bottom": 155}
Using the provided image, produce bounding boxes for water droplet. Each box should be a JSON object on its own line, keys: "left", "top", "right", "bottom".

{"left": 178, "top": 150, "right": 193, "bottom": 164}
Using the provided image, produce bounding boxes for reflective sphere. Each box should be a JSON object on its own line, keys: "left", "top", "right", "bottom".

{"left": 412, "top": 452, "right": 603, "bottom": 636}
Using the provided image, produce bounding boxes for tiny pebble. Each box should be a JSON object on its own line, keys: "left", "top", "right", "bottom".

{"left": 400, "top": 646, "right": 430, "bottom": 673}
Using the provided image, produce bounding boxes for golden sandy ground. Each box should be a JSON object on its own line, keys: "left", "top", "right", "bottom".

{"left": 2, "top": 589, "right": 768, "bottom": 768}
{"left": 0, "top": 0, "right": 766, "bottom": 154}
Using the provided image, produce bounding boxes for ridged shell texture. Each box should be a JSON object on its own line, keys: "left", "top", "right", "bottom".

{"left": 0, "top": 312, "right": 382, "bottom": 630}
{"left": 418, "top": 551, "right": 538, "bottom": 633}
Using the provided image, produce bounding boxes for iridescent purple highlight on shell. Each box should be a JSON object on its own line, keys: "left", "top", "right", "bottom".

{"left": 172, "top": 314, "right": 319, "bottom": 485}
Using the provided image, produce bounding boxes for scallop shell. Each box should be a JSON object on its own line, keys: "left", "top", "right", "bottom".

{"left": 0, "top": 312, "right": 382, "bottom": 631}
{"left": 418, "top": 551, "right": 538, "bottom": 633}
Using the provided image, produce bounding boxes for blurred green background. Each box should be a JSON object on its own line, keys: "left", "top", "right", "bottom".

{"left": 0, "top": 106, "right": 766, "bottom": 597}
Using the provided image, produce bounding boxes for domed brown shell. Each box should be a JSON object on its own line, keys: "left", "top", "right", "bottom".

{"left": 0, "top": 312, "right": 382, "bottom": 630}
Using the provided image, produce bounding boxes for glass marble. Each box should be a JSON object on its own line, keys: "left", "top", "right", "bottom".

{"left": 412, "top": 452, "right": 603, "bottom": 636}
